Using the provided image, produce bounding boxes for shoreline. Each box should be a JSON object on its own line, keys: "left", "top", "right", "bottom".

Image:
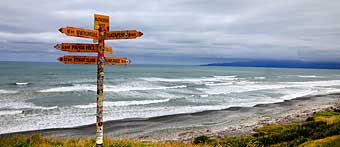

{"left": 1, "top": 93, "right": 339, "bottom": 142}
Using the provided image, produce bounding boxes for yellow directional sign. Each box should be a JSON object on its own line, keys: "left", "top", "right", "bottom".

{"left": 105, "top": 57, "right": 131, "bottom": 65}
{"left": 54, "top": 43, "right": 112, "bottom": 54}
{"left": 94, "top": 14, "right": 109, "bottom": 31}
{"left": 59, "top": 27, "right": 99, "bottom": 39}
{"left": 58, "top": 56, "right": 130, "bottom": 65}
{"left": 105, "top": 30, "right": 143, "bottom": 40}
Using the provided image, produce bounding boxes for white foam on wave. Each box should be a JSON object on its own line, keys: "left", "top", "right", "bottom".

{"left": 296, "top": 75, "right": 321, "bottom": 78}
{"left": 213, "top": 75, "right": 237, "bottom": 78}
{"left": 254, "top": 77, "right": 266, "bottom": 80}
{"left": 38, "top": 84, "right": 96, "bottom": 93}
{"left": 200, "top": 94, "right": 209, "bottom": 98}
{"left": 286, "top": 80, "right": 340, "bottom": 87}
{"left": 0, "top": 89, "right": 18, "bottom": 94}
{"left": 34, "top": 106, "right": 58, "bottom": 110}
{"left": 0, "top": 105, "right": 58, "bottom": 116}
{"left": 198, "top": 84, "right": 293, "bottom": 95}
{"left": 73, "top": 99, "right": 170, "bottom": 109}
{"left": 320, "top": 88, "right": 340, "bottom": 94}
{"left": 105, "top": 85, "right": 186, "bottom": 92}
{"left": 200, "top": 80, "right": 340, "bottom": 96}
{"left": 140, "top": 75, "right": 238, "bottom": 83}
{"left": 16, "top": 82, "right": 29, "bottom": 85}
{"left": 38, "top": 84, "right": 186, "bottom": 93}
{"left": 278, "top": 90, "right": 317, "bottom": 100}
{"left": 204, "top": 82, "right": 233, "bottom": 86}
{"left": 0, "top": 100, "right": 58, "bottom": 110}
{"left": 0, "top": 110, "right": 23, "bottom": 116}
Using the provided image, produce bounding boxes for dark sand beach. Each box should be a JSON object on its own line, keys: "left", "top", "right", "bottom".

{"left": 2, "top": 93, "right": 339, "bottom": 142}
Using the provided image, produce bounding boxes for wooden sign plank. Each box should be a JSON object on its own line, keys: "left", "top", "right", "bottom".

{"left": 93, "top": 14, "right": 109, "bottom": 43}
{"left": 59, "top": 27, "right": 99, "bottom": 39}
{"left": 57, "top": 56, "right": 130, "bottom": 65}
{"left": 94, "top": 14, "right": 109, "bottom": 31}
{"left": 54, "top": 43, "right": 112, "bottom": 54}
{"left": 105, "top": 30, "right": 143, "bottom": 40}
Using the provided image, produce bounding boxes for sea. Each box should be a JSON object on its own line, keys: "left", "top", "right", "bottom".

{"left": 1, "top": 61, "right": 340, "bottom": 134}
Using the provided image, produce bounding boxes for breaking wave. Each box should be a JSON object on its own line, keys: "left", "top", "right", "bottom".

{"left": 15, "top": 82, "right": 29, "bottom": 85}
{"left": 38, "top": 84, "right": 186, "bottom": 93}
{"left": 0, "top": 89, "right": 18, "bottom": 94}
{"left": 73, "top": 99, "right": 170, "bottom": 109}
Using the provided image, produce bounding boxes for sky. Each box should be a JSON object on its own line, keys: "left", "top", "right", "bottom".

{"left": 0, "top": 0, "right": 339, "bottom": 65}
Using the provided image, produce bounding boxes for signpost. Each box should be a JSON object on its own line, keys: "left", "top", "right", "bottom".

{"left": 55, "top": 14, "right": 142, "bottom": 147}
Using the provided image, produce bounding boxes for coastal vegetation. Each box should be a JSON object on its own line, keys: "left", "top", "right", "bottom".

{"left": 0, "top": 134, "right": 206, "bottom": 147}
{"left": 194, "top": 107, "right": 340, "bottom": 146}
{"left": 1, "top": 108, "right": 339, "bottom": 147}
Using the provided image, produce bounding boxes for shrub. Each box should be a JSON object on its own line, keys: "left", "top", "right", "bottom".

{"left": 193, "top": 135, "right": 210, "bottom": 145}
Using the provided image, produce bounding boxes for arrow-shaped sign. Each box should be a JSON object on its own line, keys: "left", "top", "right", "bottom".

{"left": 54, "top": 43, "right": 112, "bottom": 54}
{"left": 105, "top": 30, "right": 143, "bottom": 40}
{"left": 58, "top": 56, "right": 130, "bottom": 65}
{"left": 59, "top": 27, "right": 99, "bottom": 39}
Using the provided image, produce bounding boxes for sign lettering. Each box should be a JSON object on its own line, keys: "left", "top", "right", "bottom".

{"left": 105, "top": 30, "right": 143, "bottom": 40}
{"left": 58, "top": 56, "right": 130, "bottom": 65}
{"left": 59, "top": 27, "right": 99, "bottom": 39}
{"left": 54, "top": 43, "right": 112, "bottom": 54}
{"left": 94, "top": 14, "right": 109, "bottom": 31}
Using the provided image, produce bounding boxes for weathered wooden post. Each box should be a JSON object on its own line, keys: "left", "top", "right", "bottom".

{"left": 95, "top": 26, "right": 105, "bottom": 146}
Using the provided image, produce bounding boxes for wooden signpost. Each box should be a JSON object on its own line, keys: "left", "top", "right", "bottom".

{"left": 55, "top": 14, "right": 142, "bottom": 147}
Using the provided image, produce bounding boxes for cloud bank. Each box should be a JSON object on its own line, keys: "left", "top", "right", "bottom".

{"left": 0, "top": 0, "right": 339, "bottom": 64}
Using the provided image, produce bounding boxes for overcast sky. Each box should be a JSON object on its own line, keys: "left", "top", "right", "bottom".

{"left": 0, "top": 0, "right": 339, "bottom": 64}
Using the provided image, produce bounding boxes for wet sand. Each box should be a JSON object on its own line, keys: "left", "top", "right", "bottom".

{"left": 1, "top": 93, "right": 340, "bottom": 142}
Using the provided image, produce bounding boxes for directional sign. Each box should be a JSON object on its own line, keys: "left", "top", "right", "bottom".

{"left": 105, "top": 57, "right": 131, "bottom": 65}
{"left": 59, "top": 27, "right": 99, "bottom": 39}
{"left": 54, "top": 43, "right": 112, "bottom": 54}
{"left": 94, "top": 14, "right": 109, "bottom": 31}
{"left": 105, "top": 30, "right": 143, "bottom": 40}
{"left": 58, "top": 56, "right": 130, "bottom": 65}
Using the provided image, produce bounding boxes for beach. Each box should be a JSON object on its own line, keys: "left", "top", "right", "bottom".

{"left": 2, "top": 92, "right": 339, "bottom": 143}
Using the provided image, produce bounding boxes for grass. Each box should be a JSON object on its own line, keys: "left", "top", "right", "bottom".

{"left": 301, "top": 135, "right": 340, "bottom": 147}
{"left": 1, "top": 109, "right": 339, "bottom": 147}
{"left": 313, "top": 111, "right": 340, "bottom": 125}
{"left": 0, "top": 134, "right": 210, "bottom": 147}
{"left": 193, "top": 108, "right": 340, "bottom": 147}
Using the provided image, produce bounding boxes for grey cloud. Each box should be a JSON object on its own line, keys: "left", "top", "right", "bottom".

{"left": 0, "top": 0, "right": 339, "bottom": 64}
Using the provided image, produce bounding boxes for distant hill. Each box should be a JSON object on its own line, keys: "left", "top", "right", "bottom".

{"left": 201, "top": 60, "right": 340, "bottom": 69}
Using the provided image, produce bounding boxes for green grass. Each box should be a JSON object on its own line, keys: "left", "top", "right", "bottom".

{"left": 300, "top": 135, "right": 340, "bottom": 147}
{"left": 0, "top": 134, "right": 210, "bottom": 147}
{"left": 193, "top": 108, "right": 340, "bottom": 147}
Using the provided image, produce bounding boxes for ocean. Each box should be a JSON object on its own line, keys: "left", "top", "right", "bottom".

{"left": 1, "top": 61, "right": 340, "bottom": 134}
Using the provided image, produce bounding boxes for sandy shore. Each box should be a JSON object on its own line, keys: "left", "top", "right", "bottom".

{"left": 1, "top": 93, "right": 340, "bottom": 142}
